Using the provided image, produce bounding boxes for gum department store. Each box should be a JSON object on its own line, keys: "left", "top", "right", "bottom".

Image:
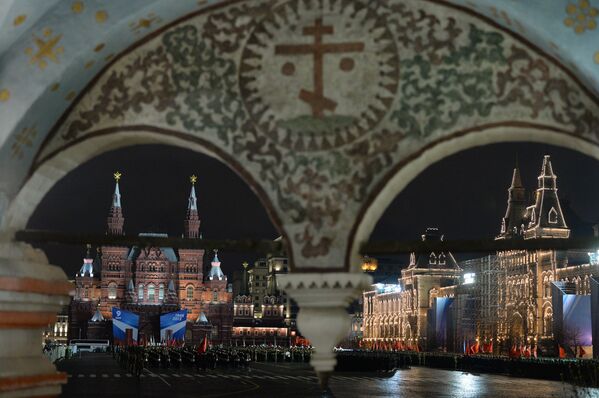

{"left": 363, "top": 156, "right": 599, "bottom": 351}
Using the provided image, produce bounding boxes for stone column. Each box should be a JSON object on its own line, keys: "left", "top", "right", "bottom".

{"left": 0, "top": 238, "right": 72, "bottom": 397}
{"left": 278, "top": 272, "right": 371, "bottom": 394}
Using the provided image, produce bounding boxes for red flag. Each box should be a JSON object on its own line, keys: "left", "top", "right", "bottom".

{"left": 558, "top": 345, "right": 566, "bottom": 359}
{"left": 472, "top": 342, "right": 480, "bottom": 354}
{"left": 578, "top": 346, "right": 586, "bottom": 358}
{"left": 509, "top": 345, "right": 517, "bottom": 358}
{"left": 465, "top": 343, "right": 471, "bottom": 356}
{"left": 198, "top": 336, "right": 208, "bottom": 354}
{"left": 523, "top": 345, "right": 531, "bottom": 358}
{"left": 532, "top": 345, "right": 537, "bottom": 359}
{"left": 488, "top": 342, "right": 493, "bottom": 354}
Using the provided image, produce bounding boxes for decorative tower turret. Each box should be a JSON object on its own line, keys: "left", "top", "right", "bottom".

{"left": 208, "top": 250, "right": 226, "bottom": 281}
{"left": 496, "top": 165, "right": 527, "bottom": 240}
{"left": 179, "top": 175, "right": 205, "bottom": 321}
{"left": 184, "top": 175, "right": 201, "bottom": 238}
{"left": 99, "top": 171, "right": 129, "bottom": 318}
{"left": 524, "top": 155, "right": 570, "bottom": 239}
{"left": 107, "top": 171, "right": 124, "bottom": 235}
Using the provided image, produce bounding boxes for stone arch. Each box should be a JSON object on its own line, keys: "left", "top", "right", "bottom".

{"left": 3, "top": 1, "right": 599, "bottom": 393}
{"left": 509, "top": 312, "right": 525, "bottom": 340}
{"left": 3, "top": 0, "right": 598, "bottom": 273}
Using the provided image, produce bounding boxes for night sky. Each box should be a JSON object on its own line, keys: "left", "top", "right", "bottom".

{"left": 27, "top": 143, "right": 599, "bottom": 277}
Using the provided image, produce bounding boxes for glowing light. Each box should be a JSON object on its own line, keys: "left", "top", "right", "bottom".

{"left": 361, "top": 255, "right": 378, "bottom": 272}
{"left": 588, "top": 250, "right": 599, "bottom": 265}
{"left": 463, "top": 273, "right": 475, "bottom": 284}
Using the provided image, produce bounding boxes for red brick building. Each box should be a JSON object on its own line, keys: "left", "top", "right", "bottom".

{"left": 69, "top": 174, "right": 233, "bottom": 344}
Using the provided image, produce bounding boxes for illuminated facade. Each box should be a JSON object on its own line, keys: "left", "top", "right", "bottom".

{"left": 363, "top": 228, "right": 462, "bottom": 346}
{"left": 69, "top": 174, "right": 233, "bottom": 343}
{"left": 363, "top": 156, "right": 599, "bottom": 350}
{"left": 43, "top": 308, "right": 69, "bottom": 345}
{"left": 231, "top": 259, "right": 293, "bottom": 345}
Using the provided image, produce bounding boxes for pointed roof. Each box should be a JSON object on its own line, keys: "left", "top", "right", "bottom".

{"left": 168, "top": 279, "right": 176, "bottom": 292}
{"left": 90, "top": 308, "right": 105, "bottom": 322}
{"left": 208, "top": 250, "right": 225, "bottom": 281}
{"left": 524, "top": 155, "right": 570, "bottom": 239}
{"left": 511, "top": 166, "right": 523, "bottom": 189}
{"left": 188, "top": 183, "right": 197, "bottom": 211}
{"left": 196, "top": 312, "right": 209, "bottom": 324}
{"left": 407, "top": 228, "right": 459, "bottom": 270}
{"left": 112, "top": 180, "right": 121, "bottom": 208}
{"left": 78, "top": 244, "right": 96, "bottom": 277}
{"left": 496, "top": 166, "right": 527, "bottom": 240}
{"left": 128, "top": 279, "right": 134, "bottom": 292}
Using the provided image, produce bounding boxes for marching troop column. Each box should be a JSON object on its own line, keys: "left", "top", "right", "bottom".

{"left": 0, "top": 236, "right": 72, "bottom": 397}
{"left": 278, "top": 272, "right": 371, "bottom": 394}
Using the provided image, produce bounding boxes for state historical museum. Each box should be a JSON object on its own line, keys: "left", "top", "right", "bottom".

{"left": 68, "top": 173, "right": 232, "bottom": 344}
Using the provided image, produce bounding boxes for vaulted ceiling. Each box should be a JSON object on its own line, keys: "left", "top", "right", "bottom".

{"left": 0, "top": 0, "right": 598, "bottom": 203}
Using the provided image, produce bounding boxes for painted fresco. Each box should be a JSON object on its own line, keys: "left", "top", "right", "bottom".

{"left": 2, "top": 0, "right": 598, "bottom": 269}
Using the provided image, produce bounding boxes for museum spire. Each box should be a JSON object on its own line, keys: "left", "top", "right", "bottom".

{"left": 184, "top": 175, "right": 201, "bottom": 238}
{"left": 107, "top": 171, "right": 124, "bottom": 235}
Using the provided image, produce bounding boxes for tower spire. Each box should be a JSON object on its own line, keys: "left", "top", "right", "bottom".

{"left": 107, "top": 171, "right": 124, "bottom": 235}
{"left": 496, "top": 164, "right": 527, "bottom": 240}
{"left": 184, "top": 175, "right": 201, "bottom": 238}
{"left": 523, "top": 155, "right": 570, "bottom": 239}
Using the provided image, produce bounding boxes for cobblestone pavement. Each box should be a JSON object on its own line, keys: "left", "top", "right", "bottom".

{"left": 57, "top": 353, "right": 598, "bottom": 397}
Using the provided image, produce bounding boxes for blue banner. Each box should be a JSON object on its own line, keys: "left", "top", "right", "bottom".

{"left": 160, "top": 309, "right": 188, "bottom": 341}
{"left": 563, "top": 294, "right": 592, "bottom": 346}
{"left": 112, "top": 307, "right": 140, "bottom": 342}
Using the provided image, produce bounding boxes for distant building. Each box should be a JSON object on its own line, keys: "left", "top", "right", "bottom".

{"left": 363, "top": 227, "right": 462, "bottom": 348}
{"left": 69, "top": 174, "right": 233, "bottom": 344}
{"left": 363, "top": 156, "right": 599, "bottom": 354}
{"left": 232, "top": 257, "right": 295, "bottom": 345}
{"left": 43, "top": 306, "right": 69, "bottom": 345}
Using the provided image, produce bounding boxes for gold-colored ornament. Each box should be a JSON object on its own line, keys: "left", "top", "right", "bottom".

{"left": 361, "top": 255, "right": 378, "bottom": 272}
{"left": 25, "top": 30, "right": 64, "bottom": 70}
{"left": 113, "top": 171, "right": 122, "bottom": 181}
{"left": 190, "top": 175, "right": 198, "bottom": 184}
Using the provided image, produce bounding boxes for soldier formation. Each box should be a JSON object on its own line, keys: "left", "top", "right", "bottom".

{"left": 112, "top": 344, "right": 314, "bottom": 376}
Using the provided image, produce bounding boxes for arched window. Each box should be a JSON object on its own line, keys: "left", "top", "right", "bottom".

{"left": 438, "top": 253, "right": 446, "bottom": 265}
{"left": 138, "top": 284, "right": 144, "bottom": 300}
{"left": 213, "top": 290, "right": 218, "bottom": 301}
{"left": 108, "top": 282, "right": 117, "bottom": 300}
{"left": 148, "top": 284, "right": 155, "bottom": 301}
{"left": 186, "top": 285, "right": 194, "bottom": 301}
{"left": 429, "top": 252, "right": 437, "bottom": 265}
{"left": 159, "top": 284, "right": 164, "bottom": 300}
{"left": 548, "top": 207, "right": 558, "bottom": 224}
